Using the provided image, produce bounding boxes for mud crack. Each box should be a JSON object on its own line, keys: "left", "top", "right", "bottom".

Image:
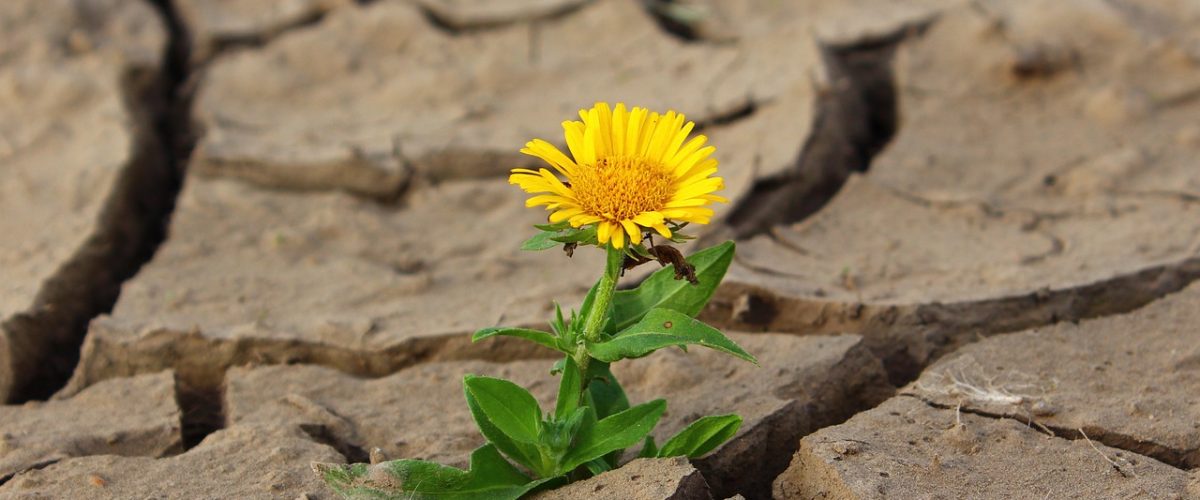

{"left": 906, "top": 394, "right": 1195, "bottom": 471}
{"left": 718, "top": 34, "right": 904, "bottom": 240}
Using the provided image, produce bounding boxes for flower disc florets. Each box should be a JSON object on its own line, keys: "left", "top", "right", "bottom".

{"left": 510, "top": 102, "right": 727, "bottom": 249}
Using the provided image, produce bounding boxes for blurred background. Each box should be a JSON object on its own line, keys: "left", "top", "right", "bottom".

{"left": 2, "top": 0, "right": 1200, "bottom": 498}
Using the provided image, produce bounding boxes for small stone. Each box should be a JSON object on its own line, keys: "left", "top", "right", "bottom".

{"left": 830, "top": 441, "right": 862, "bottom": 456}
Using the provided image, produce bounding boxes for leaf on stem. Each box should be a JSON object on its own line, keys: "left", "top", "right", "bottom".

{"left": 657, "top": 414, "right": 742, "bottom": 458}
{"left": 316, "top": 444, "right": 551, "bottom": 500}
{"left": 611, "top": 241, "right": 734, "bottom": 331}
{"left": 558, "top": 399, "right": 666, "bottom": 474}
{"left": 554, "top": 357, "right": 582, "bottom": 419}
{"left": 521, "top": 225, "right": 599, "bottom": 251}
{"left": 584, "top": 361, "right": 629, "bottom": 420}
{"left": 637, "top": 436, "right": 658, "bottom": 459}
{"left": 463, "top": 376, "right": 543, "bottom": 443}
{"left": 588, "top": 308, "right": 757, "bottom": 364}
{"left": 464, "top": 379, "right": 545, "bottom": 475}
{"left": 521, "top": 231, "right": 562, "bottom": 251}
{"left": 472, "top": 327, "right": 563, "bottom": 353}
{"left": 583, "top": 459, "right": 611, "bottom": 476}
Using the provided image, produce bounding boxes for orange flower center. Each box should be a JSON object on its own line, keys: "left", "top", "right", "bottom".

{"left": 571, "top": 156, "right": 674, "bottom": 221}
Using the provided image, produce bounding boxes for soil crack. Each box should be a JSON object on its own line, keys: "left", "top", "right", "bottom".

{"left": 717, "top": 33, "right": 906, "bottom": 241}
{"left": 1, "top": 0, "right": 190, "bottom": 403}
{"left": 905, "top": 394, "right": 1194, "bottom": 471}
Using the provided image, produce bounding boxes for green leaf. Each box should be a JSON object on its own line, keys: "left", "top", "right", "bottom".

{"left": 657, "top": 414, "right": 742, "bottom": 459}
{"left": 522, "top": 225, "right": 597, "bottom": 251}
{"left": 637, "top": 436, "right": 658, "bottom": 459}
{"left": 551, "top": 302, "right": 566, "bottom": 336}
{"left": 535, "top": 221, "right": 572, "bottom": 231}
{"left": 543, "top": 406, "right": 586, "bottom": 455}
{"left": 464, "top": 384, "right": 544, "bottom": 476}
{"left": 551, "top": 226, "right": 597, "bottom": 245}
{"left": 578, "top": 377, "right": 624, "bottom": 469}
{"left": 559, "top": 399, "right": 666, "bottom": 473}
{"left": 555, "top": 357, "right": 581, "bottom": 419}
{"left": 472, "top": 327, "right": 563, "bottom": 353}
{"left": 463, "top": 376, "right": 543, "bottom": 443}
{"left": 611, "top": 241, "right": 734, "bottom": 330}
{"left": 583, "top": 458, "right": 610, "bottom": 476}
{"left": 588, "top": 308, "right": 757, "bottom": 364}
{"left": 576, "top": 277, "right": 603, "bottom": 331}
{"left": 316, "top": 444, "right": 548, "bottom": 500}
{"left": 584, "top": 361, "right": 629, "bottom": 420}
{"left": 521, "top": 231, "right": 561, "bottom": 251}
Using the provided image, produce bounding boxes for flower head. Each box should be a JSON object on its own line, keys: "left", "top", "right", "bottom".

{"left": 510, "top": 102, "right": 727, "bottom": 249}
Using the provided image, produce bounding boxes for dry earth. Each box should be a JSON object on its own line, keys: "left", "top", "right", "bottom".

{"left": 1, "top": 0, "right": 1199, "bottom": 499}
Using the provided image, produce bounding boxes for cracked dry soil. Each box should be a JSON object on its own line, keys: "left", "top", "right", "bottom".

{"left": 1, "top": 0, "right": 1199, "bottom": 499}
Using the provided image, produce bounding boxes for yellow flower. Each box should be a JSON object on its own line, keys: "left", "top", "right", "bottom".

{"left": 510, "top": 103, "right": 727, "bottom": 249}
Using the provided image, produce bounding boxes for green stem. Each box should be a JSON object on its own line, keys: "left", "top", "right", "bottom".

{"left": 573, "top": 245, "right": 624, "bottom": 401}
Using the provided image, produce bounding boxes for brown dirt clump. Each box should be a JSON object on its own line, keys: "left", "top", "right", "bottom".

{"left": 0, "top": 424, "right": 343, "bottom": 499}
{"left": 909, "top": 281, "right": 1200, "bottom": 469}
{"left": 532, "top": 457, "right": 712, "bottom": 500}
{"left": 773, "top": 397, "right": 1190, "bottom": 499}
{"left": 0, "top": 371, "right": 180, "bottom": 482}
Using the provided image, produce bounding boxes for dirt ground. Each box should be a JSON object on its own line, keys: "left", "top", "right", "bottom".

{"left": 1, "top": 0, "right": 1198, "bottom": 498}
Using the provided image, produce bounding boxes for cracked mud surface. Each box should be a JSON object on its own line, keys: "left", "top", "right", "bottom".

{"left": 0, "top": 371, "right": 180, "bottom": 483}
{"left": 3, "top": 0, "right": 1200, "bottom": 498}
{"left": 774, "top": 396, "right": 1190, "bottom": 499}
{"left": 0, "top": 0, "right": 173, "bottom": 402}
{"left": 706, "top": 0, "right": 1200, "bottom": 383}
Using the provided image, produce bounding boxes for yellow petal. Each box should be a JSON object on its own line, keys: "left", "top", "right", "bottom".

{"left": 632, "top": 211, "right": 665, "bottom": 227}
{"left": 550, "top": 207, "right": 584, "bottom": 223}
{"left": 664, "top": 198, "right": 711, "bottom": 209}
{"left": 672, "top": 177, "right": 724, "bottom": 201}
{"left": 611, "top": 103, "right": 627, "bottom": 156}
{"left": 581, "top": 121, "right": 597, "bottom": 166}
{"left": 646, "top": 111, "right": 677, "bottom": 161}
{"left": 525, "top": 194, "right": 570, "bottom": 207}
{"left": 675, "top": 163, "right": 718, "bottom": 187}
{"left": 662, "top": 119, "right": 695, "bottom": 161}
{"left": 569, "top": 214, "right": 603, "bottom": 227}
{"left": 521, "top": 139, "right": 576, "bottom": 176}
{"left": 638, "top": 112, "right": 660, "bottom": 156}
{"left": 595, "top": 103, "right": 613, "bottom": 156}
{"left": 611, "top": 224, "right": 625, "bottom": 248}
{"left": 626, "top": 107, "right": 647, "bottom": 155}
{"left": 673, "top": 145, "right": 716, "bottom": 177}
{"left": 537, "top": 168, "right": 575, "bottom": 197}
{"left": 597, "top": 221, "right": 613, "bottom": 245}
{"left": 621, "top": 219, "right": 642, "bottom": 245}
{"left": 676, "top": 158, "right": 719, "bottom": 184}
{"left": 662, "top": 207, "right": 714, "bottom": 224}
{"left": 669, "top": 135, "right": 707, "bottom": 166}
{"left": 563, "top": 121, "right": 586, "bottom": 164}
